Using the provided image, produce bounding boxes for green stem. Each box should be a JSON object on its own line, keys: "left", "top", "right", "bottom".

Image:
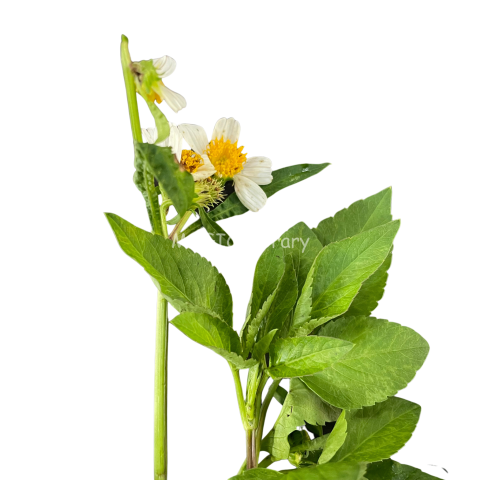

{"left": 180, "top": 219, "right": 201, "bottom": 240}
{"left": 120, "top": 35, "right": 142, "bottom": 143}
{"left": 237, "top": 460, "right": 247, "bottom": 475}
{"left": 256, "top": 379, "right": 281, "bottom": 461}
{"left": 230, "top": 365, "right": 248, "bottom": 429}
{"left": 169, "top": 211, "right": 192, "bottom": 242}
{"left": 160, "top": 199, "right": 172, "bottom": 238}
{"left": 258, "top": 455, "right": 275, "bottom": 469}
{"left": 246, "top": 429, "right": 257, "bottom": 470}
{"left": 154, "top": 292, "right": 168, "bottom": 480}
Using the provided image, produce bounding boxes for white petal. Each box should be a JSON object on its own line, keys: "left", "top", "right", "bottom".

{"left": 192, "top": 155, "right": 217, "bottom": 181}
{"left": 241, "top": 156, "right": 273, "bottom": 185}
{"left": 178, "top": 124, "right": 209, "bottom": 154}
{"left": 234, "top": 174, "right": 267, "bottom": 212}
{"left": 142, "top": 127, "right": 158, "bottom": 144}
{"left": 212, "top": 117, "right": 241, "bottom": 143}
{"left": 157, "top": 83, "right": 187, "bottom": 113}
{"left": 158, "top": 123, "right": 183, "bottom": 159}
{"left": 152, "top": 56, "right": 176, "bottom": 78}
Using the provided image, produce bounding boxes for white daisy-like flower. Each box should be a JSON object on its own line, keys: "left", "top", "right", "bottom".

{"left": 137, "top": 56, "right": 186, "bottom": 113}
{"left": 142, "top": 123, "right": 216, "bottom": 182}
{"left": 178, "top": 118, "right": 273, "bottom": 212}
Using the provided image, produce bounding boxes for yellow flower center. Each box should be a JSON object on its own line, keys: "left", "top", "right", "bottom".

{"left": 180, "top": 149, "right": 204, "bottom": 173}
{"left": 206, "top": 138, "right": 247, "bottom": 178}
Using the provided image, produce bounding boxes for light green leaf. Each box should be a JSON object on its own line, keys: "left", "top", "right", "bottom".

{"left": 253, "top": 329, "right": 278, "bottom": 361}
{"left": 313, "top": 188, "right": 392, "bottom": 246}
{"left": 262, "top": 254, "right": 298, "bottom": 337}
{"left": 329, "top": 397, "right": 421, "bottom": 463}
{"left": 244, "top": 291, "right": 277, "bottom": 355}
{"left": 105, "top": 213, "right": 233, "bottom": 324}
{"left": 135, "top": 142, "right": 194, "bottom": 218}
{"left": 278, "top": 222, "right": 323, "bottom": 295}
{"left": 145, "top": 99, "right": 170, "bottom": 143}
{"left": 242, "top": 242, "right": 285, "bottom": 343}
{"left": 365, "top": 459, "right": 443, "bottom": 480}
{"left": 229, "top": 469, "right": 284, "bottom": 480}
{"left": 319, "top": 411, "right": 347, "bottom": 464}
{"left": 302, "top": 316, "right": 429, "bottom": 409}
{"left": 198, "top": 207, "right": 234, "bottom": 246}
{"left": 267, "top": 337, "right": 354, "bottom": 379}
{"left": 344, "top": 250, "right": 392, "bottom": 317}
{"left": 295, "top": 221, "right": 400, "bottom": 331}
{"left": 284, "top": 462, "right": 366, "bottom": 480}
{"left": 184, "top": 163, "right": 330, "bottom": 236}
{"left": 171, "top": 311, "right": 241, "bottom": 360}
{"left": 270, "top": 379, "right": 340, "bottom": 460}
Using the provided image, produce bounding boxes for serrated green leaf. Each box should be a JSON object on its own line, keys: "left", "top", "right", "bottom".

{"left": 302, "top": 316, "right": 429, "bottom": 409}
{"left": 229, "top": 469, "right": 285, "bottom": 480}
{"left": 313, "top": 188, "right": 392, "bottom": 246}
{"left": 329, "top": 397, "right": 421, "bottom": 463}
{"left": 245, "top": 291, "right": 277, "bottom": 355}
{"left": 198, "top": 207, "right": 234, "bottom": 246}
{"left": 263, "top": 254, "right": 298, "bottom": 338}
{"left": 319, "top": 411, "right": 347, "bottom": 464}
{"left": 171, "top": 311, "right": 241, "bottom": 358}
{"left": 267, "top": 337, "right": 354, "bottom": 379}
{"left": 365, "top": 459, "right": 443, "bottom": 480}
{"left": 105, "top": 213, "right": 233, "bottom": 324}
{"left": 253, "top": 329, "right": 278, "bottom": 361}
{"left": 185, "top": 163, "right": 330, "bottom": 236}
{"left": 345, "top": 250, "right": 392, "bottom": 317}
{"left": 135, "top": 142, "right": 194, "bottom": 218}
{"left": 242, "top": 242, "right": 285, "bottom": 343}
{"left": 284, "top": 462, "right": 366, "bottom": 480}
{"left": 270, "top": 379, "right": 340, "bottom": 460}
{"left": 278, "top": 222, "right": 323, "bottom": 295}
{"left": 296, "top": 221, "right": 400, "bottom": 330}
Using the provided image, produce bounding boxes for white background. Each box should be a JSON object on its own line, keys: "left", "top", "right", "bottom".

{"left": 1, "top": 1, "right": 479, "bottom": 479}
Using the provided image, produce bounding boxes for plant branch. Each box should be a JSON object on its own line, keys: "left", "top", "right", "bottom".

{"left": 169, "top": 211, "right": 192, "bottom": 242}
{"left": 256, "top": 379, "right": 281, "bottom": 460}
{"left": 230, "top": 365, "right": 248, "bottom": 429}
{"left": 154, "top": 292, "right": 169, "bottom": 480}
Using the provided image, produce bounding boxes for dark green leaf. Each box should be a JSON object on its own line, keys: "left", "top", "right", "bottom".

{"left": 262, "top": 254, "right": 298, "bottom": 338}
{"left": 313, "top": 188, "right": 392, "bottom": 246}
{"left": 365, "top": 459, "right": 443, "bottom": 480}
{"left": 274, "top": 386, "right": 288, "bottom": 405}
{"left": 283, "top": 462, "right": 366, "bottom": 480}
{"left": 267, "top": 337, "right": 353, "bottom": 379}
{"left": 198, "top": 207, "right": 234, "bottom": 246}
{"left": 105, "top": 213, "right": 233, "bottom": 324}
{"left": 329, "top": 397, "right": 421, "bottom": 463}
{"left": 135, "top": 142, "right": 194, "bottom": 218}
{"left": 184, "top": 163, "right": 330, "bottom": 236}
{"left": 269, "top": 379, "right": 340, "bottom": 459}
{"left": 229, "top": 469, "right": 284, "bottom": 480}
{"left": 302, "top": 316, "right": 429, "bottom": 409}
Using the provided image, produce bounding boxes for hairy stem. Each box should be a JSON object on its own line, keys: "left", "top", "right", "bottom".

{"left": 154, "top": 292, "right": 168, "bottom": 480}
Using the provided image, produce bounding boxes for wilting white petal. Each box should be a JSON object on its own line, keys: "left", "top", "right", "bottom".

{"left": 152, "top": 56, "right": 176, "bottom": 78}
{"left": 192, "top": 155, "right": 217, "bottom": 181}
{"left": 212, "top": 117, "right": 241, "bottom": 143}
{"left": 234, "top": 174, "right": 267, "bottom": 212}
{"left": 142, "top": 127, "right": 158, "bottom": 144}
{"left": 158, "top": 123, "right": 183, "bottom": 160}
{"left": 241, "top": 156, "right": 273, "bottom": 185}
{"left": 157, "top": 83, "right": 186, "bottom": 113}
{"left": 178, "top": 124, "right": 209, "bottom": 154}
